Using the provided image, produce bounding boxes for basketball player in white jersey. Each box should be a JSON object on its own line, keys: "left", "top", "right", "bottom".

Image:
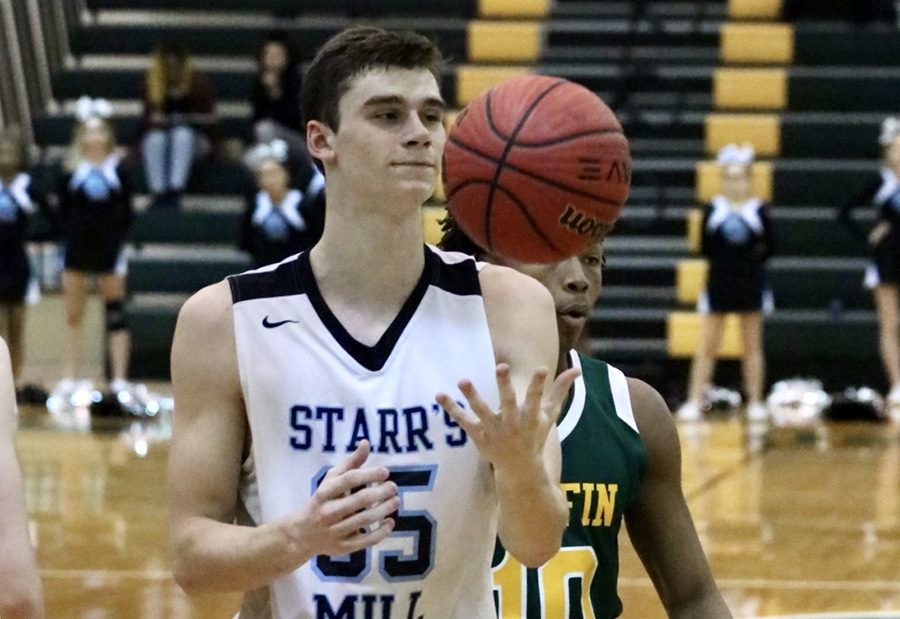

{"left": 168, "top": 27, "right": 575, "bottom": 618}
{"left": 0, "top": 337, "right": 45, "bottom": 619}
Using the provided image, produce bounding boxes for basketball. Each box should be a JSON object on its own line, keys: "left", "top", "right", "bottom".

{"left": 443, "top": 74, "right": 631, "bottom": 263}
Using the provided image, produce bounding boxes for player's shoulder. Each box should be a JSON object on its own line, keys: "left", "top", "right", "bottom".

{"left": 624, "top": 376, "right": 680, "bottom": 470}
{"left": 478, "top": 262, "right": 554, "bottom": 311}
{"left": 176, "top": 280, "right": 233, "bottom": 336}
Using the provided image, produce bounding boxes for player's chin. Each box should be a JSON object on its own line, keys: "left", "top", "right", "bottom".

{"left": 556, "top": 314, "right": 585, "bottom": 348}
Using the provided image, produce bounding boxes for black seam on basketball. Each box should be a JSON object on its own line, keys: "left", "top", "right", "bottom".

{"left": 484, "top": 79, "right": 568, "bottom": 250}
{"left": 447, "top": 136, "right": 623, "bottom": 207}
{"left": 491, "top": 184, "right": 566, "bottom": 257}
{"left": 509, "top": 127, "right": 625, "bottom": 148}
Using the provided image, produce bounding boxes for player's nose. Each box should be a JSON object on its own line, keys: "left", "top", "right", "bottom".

{"left": 559, "top": 258, "right": 589, "bottom": 292}
{"left": 403, "top": 111, "right": 432, "bottom": 147}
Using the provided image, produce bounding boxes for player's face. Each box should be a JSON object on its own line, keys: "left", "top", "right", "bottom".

{"left": 257, "top": 158, "right": 290, "bottom": 196}
{"left": 721, "top": 163, "right": 751, "bottom": 202}
{"left": 321, "top": 67, "right": 446, "bottom": 208}
{"left": 504, "top": 242, "right": 604, "bottom": 353}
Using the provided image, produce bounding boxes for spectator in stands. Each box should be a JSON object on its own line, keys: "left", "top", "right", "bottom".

{"left": 0, "top": 337, "right": 44, "bottom": 619}
{"left": 840, "top": 117, "right": 900, "bottom": 407}
{"left": 0, "top": 128, "right": 36, "bottom": 392}
{"left": 252, "top": 31, "right": 309, "bottom": 169}
{"left": 677, "top": 144, "right": 774, "bottom": 422}
{"left": 141, "top": 42, "right": 217, "bottom": 210}
{"left": 239, "top": 139, "right": 325, "bottom": 267}
{"left": 48, "top": 98, "right": 134, "bottom": 403}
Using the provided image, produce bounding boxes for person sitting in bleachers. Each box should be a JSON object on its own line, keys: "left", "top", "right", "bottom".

{"left": 840, "top": 117, "right": 900, "bottom": 410}
{"left": 252, "top": 31, "right": 309, "bottom": 171}
{"left": 140, "top": 42, "right": 217, "bottom": 210}
{"left": 677, "top": 144, "right": 774, "bottom": 422}
{"left": 239, "top": 139, "right": 324, "bottom": 268}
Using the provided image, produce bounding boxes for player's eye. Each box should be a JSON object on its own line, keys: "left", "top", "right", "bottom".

{"left": 422, "top": 109, "right": 444, "bottom": 124}
{"left": 374, "top": 108, "right": 401, "bottom": 121}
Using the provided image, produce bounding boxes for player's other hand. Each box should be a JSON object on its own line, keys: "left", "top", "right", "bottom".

{"left": 289, "top": 440, "right": 398, "bottom": 561}
{"left": 437, "top": 363, "right": 580, "bottom": 472}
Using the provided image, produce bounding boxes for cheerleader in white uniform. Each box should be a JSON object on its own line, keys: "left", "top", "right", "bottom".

{"left": 678, "top": 144, "right": 774, "bottom": 421}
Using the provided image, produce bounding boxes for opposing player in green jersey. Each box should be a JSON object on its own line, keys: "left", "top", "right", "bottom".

{"left": 440, "top": 220, "right": 731, "bottom": 618}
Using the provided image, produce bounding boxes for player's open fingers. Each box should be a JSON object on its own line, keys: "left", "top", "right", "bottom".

{"left": 457, "top": 379, "right": 496, "bottom": 423}
{"left": 324, "top": 481, "right": 398, "bottom": 522}
{"left": 521, "top": 367, "right": 550, "bottom": 417}
{"left": 543, "top": 367, "right": 582, "bottom": 414}
{"left": 324, "top": 440, "right": 371, "bottom": 480}
{"left": 333, "top": 496, "right": 401, "bottom": 538}
{"left": 436, "top": 392, "right": 480, "bottom": 435}
{"left": 317, "top": 467, "right": 391, "bottom": 502}
{"left": 338, "top": 518, "right": 395, "bottom": 554}
{"left": 495, "top": 363, "right": 518, "bottom": 419}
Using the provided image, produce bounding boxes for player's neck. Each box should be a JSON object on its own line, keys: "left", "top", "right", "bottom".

{"left": 310, "top": 204, "right": 425, "bottom": 309}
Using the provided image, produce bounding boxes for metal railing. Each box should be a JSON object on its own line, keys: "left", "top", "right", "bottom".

{"left": 0, "top": 0, "right": 84, "bottom": 141}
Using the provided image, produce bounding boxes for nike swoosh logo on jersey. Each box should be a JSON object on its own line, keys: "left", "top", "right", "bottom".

{"left": 262, "top": 316, "right": 300, "bottom": 329}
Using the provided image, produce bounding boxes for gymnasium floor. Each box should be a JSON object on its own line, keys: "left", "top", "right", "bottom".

{"left": 15, "top": 405, "right": 900, "bottom": 618}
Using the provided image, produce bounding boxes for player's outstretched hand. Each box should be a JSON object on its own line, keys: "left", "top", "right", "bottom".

{"left": 437, "top": 363, "right": 580, "bottom": 472}
{"left": 291, "top": 440, "right": 398, "bottom": 560}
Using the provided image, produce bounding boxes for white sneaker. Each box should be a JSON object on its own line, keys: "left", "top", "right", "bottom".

{"left": 676, "top": 401, "right": 702, "bottom": 421}
{"left": 747, "top": 402, "right": 769, "bottom": 422}
{"left": 888, "top": 385, "right": 900, "bottom": 406}
{"left": 47, "top": 378, "right": 78, "bottom": 413}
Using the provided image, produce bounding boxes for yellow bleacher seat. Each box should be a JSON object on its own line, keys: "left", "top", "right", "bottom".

{"left": 422, "top": 206, "right": 448, "bottom": 246}
{"left": 705, "top": 114, "right": 781, "bottom": 157}
{"left": 468, "top": 21, "right": 542, "bottom": 63}
{"left": 720, "top": 23, "right": 794, "bottom": 64}
{"left": 676, "top": 258, "right": 708, "bottom": 304}
{"left": 713, "top": 68, "right": 787, "bottom": 110}
{"left": 478, "top": 0, "right": 550, "bottom": 18}
{"left": 667, "top": 311, "right": 744, "bottom": 358}
{"left": 456, "top": 65, "right": 530, "bottom": 106}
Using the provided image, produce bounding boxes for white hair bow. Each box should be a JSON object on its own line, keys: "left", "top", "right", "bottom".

{"left": 245, "top": 139, "right": 290, "bottom": 169}
{"left": 717, "top": 143, "right": 755, "bottom": 165}
{"left": 879, "top": 116, "right": 900, "bottom": 147}
{"left": 75, "top": 96, "right": 113, "bottom": 122}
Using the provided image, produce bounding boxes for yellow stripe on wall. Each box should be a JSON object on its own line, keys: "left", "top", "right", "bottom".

{"left": 456, "top": 65, "right": 530, "bottom": 106}
{"left": 728, "top": 0, "right": 783, "bottom": 19}
{"left": 479, "top": 0, "right": 550, "bottom": 18}
{"left": 676, "top": 258, "right": 709, "bottom": 305}
{"left": 696, "top": 161, "right": 773, "bottom": 203}
{"left": 422, "top": 205, "right": 447, "bottom": 245}
{"left": 721, "top": 23, "right": 794, "bottom": 64}
{"left": 714, "top": 68, "right": 787, "bottom": 110}
{"left": 667, "top": 312, "right": 744, "bottom": 358}
{"left": 705, "top": 114, "right": 781, "bottom": 157}
{"left": 468, "top": 21, "right": 542, "bottom": 63}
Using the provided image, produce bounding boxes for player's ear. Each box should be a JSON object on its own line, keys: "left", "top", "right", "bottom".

{"left": 307, "top": 120, "right": 336, "bottom": 165}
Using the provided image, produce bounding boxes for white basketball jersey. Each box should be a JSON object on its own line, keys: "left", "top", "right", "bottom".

{"left": 228, "top": 246, "right": 500, "bottom": 619}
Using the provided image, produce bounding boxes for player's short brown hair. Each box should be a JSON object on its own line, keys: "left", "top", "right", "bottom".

{"left": 300, "top": 26, "right": 444, "bottom": 134}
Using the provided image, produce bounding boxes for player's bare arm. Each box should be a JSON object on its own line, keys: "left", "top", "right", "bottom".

{"left": 624, "top": 378, "right": 732, "bottom": 619}
{"left": 0, "top": 338, "right": 45, "bottom": 619}
{"left": 169, "top": 283, "right": 397, "bottom": 593}
{"left": 440, "top": 265, "right": 574, "bottom": 567}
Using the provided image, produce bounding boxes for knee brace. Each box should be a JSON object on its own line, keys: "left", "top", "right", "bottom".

{"left": 105, "top": 300, "right": 127, "bottom": 333}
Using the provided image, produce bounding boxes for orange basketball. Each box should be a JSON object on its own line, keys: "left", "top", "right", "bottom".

{"left": 443, "top": 75, "right": 630, "bottom": 263}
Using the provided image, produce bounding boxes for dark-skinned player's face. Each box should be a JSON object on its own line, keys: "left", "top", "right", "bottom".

{"left": 497, "top": 241, "right": 604, "bottom": 354}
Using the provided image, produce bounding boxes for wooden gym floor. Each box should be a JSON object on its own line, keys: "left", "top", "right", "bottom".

{"left": 14, "top": 405, "right": 900, "bottom": 618}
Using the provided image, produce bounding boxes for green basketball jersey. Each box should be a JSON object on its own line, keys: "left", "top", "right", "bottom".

{"left": 492, "top": 351, "right": 647, "bottom": 618}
